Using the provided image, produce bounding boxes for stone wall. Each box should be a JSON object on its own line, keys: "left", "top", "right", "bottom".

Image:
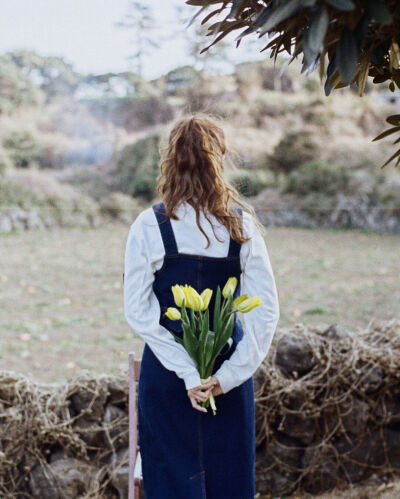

{"left": 0, "top": 320, "right": 399, "bottom": 497}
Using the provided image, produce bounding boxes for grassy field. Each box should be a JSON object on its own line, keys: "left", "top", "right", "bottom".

{"left": 0, "top": 223, "right": 399, "bottom": 385}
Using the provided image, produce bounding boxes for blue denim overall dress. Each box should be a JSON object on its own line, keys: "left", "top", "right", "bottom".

{"left": 137, "top": 202, "right": 255, "bottom": 499}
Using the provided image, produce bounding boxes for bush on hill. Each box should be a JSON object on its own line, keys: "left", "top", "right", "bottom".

{"left": 116, "top": 134, "right": 161, "bottom": 201}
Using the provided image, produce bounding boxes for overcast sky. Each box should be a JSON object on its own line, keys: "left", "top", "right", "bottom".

{"left": 0, "top": 0, "right": 266, "bottom": 79}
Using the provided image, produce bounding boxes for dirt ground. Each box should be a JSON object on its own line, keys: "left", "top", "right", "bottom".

{"left": 1, "top": 223, "right": 399, "bottom": 384}
{"left": 1, "top": 223, "right": 400, "bottom": 497}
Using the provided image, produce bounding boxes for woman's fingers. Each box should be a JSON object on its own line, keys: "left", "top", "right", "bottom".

{"left": 196, "top": 389, "right": 214, "bottom": 401}
{"left": 194, "top": 390, "right": 209, "bottom": 402}
{"left": 212, "top": 385, "right": 223, "bottom": 396}
{"left": 203, "top": 380, "right": 218, "bottom": 388}
{"left": 187, "top": 379, "right": 219, "bottom": 412}
{"left": 188, "top": 387, "right": 211, "bottom": 401}
{"left": 189, "top": 394, "right": 207, "bottom": 413}
{"left": 194, "top": 380, "right": 217, "bottom": 392}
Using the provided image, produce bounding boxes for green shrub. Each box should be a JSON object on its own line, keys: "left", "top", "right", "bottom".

{"left": 283, "top": 160, "right": 350, "bottom": 197}
{"left": 116, "top": 134, "right": 161, "bottom": 201}
{"left": 128, "top": 173, "right": 157, "bottom": 200}
{"left": 3, "top": 131, "right": 40, "bottom": 168}
{"left": 100, "top": 191, "right": 141, "bottom": 222}
{"left": 269, "top": 130, "right": 320, "bottom": 176}
{"left": 375, "top": 175, "right": 400, "bottom": 209}
{"left": 0, "top": 148, "right": 13, "bottom": 174}
{"left": 0, "top": 178, "right": 42, "bottom": 208}
{"left": 230, "top": 170, "right": 271, "bottom": 197}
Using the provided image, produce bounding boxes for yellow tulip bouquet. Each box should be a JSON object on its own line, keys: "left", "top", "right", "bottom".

{"left": 164, "top": 276, "right": 261, "bottom": 415}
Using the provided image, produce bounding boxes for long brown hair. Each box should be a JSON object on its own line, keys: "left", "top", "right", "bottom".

{"left": 156, "top": 112, "right": 264, "bottom": 248}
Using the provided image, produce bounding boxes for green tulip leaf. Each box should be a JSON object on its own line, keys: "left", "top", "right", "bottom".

{"left": 213, "top": 285, "right": 221, "bottom": 333}
{"left": 181, "top": 303, "right": 190, "bottom": 326}
{"left": 182, "top": 322, "right": 199, "bottom": 364}
{"left": 214, "top": 314, "right": 235, "bottom": 358}
{"left": 204, "top": 330, "right": 216, "bottom": 371}
{"left": 199, "top": 309, "right": 209, "bottom": 344}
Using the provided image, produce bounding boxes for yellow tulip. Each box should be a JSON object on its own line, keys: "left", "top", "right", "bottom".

{"left": 235, "top": 296, "right": 262, "bottom": 313}
{"left": 200, "top": 288, "right": 213, "bottom": 310}
{"left": 233, "top": 294, "right": 248, "bottom": 310}
{"left": 180, "top": 285, "right": 188, "bottom": 302}
{"left": 165, "top": 307, "right": 182, "bottom": 320}
{"left": 179, "top": 285, "right": 192, "bottom": 308}
{"left": 171, "top": 284, "right": 186, "bottom": 307}
{"left": 187, "top": 286, "right": 204, "bottom": 311}
{"left": 222, "top": 277, "right": 238, "bottom": 298}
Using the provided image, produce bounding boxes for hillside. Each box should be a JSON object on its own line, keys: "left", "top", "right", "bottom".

{"left": 0, "top": 49, "right": 399, "bottom": 233}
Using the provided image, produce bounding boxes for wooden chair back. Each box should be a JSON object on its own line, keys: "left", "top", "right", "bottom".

{"left": 128, "top": 352, "right": 142, "bottom": 498}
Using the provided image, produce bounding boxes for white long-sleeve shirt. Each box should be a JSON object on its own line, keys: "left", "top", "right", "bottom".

{"left": 123, "top": 201, "right": 280, "bottom": 394}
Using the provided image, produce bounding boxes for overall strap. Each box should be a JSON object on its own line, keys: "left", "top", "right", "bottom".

{"left": 227, "top": 207, "right": 243, "bottom": 258}
{"left": 152, "top": 202, "right": 179, "bottom": 255}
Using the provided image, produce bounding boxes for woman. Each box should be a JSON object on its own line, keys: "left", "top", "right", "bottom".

{"left": 123, "top": 113, "right": 280, "bottom": 498}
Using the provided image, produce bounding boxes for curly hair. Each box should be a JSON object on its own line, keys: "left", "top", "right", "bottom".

{"left": 156, "top": 112, "right": 263, "bottom": 248}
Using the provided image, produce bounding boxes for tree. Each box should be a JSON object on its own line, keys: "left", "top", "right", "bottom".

{"left": 175, "top": 5, "right": 233, "bottom": 74}
{"left": 185, "top": 0, "right": 400, "bottom": 168}
{"left": 6, "top": 50, "right": 80, "bottom": 99}
{"left": 0, "top": 57, "right": 40, "bottom": 112}
{"left": 116, "top": 2, "right": 160, "bottom": 79}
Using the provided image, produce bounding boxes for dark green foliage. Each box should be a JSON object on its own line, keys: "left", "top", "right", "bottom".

{"left": 283, "top": 160, "right": 350, "bottom": 197}
{"left": 3, "top": 131, "right": 40, "bottom": 168}
{"left": 231, "top": 170, "right": 270, "bottom": 197}
{"left": 303, "top": 7, "right": 329, "bottom": 67}
{"left": 269, "top": 130, "right": 320, "bottom": 177}
{"left": 116, "top": 133, "right": 161, "bottom": 201}
{"left": 189, "top": 0, "right": 400, "bottom": 167}
{"left": 337, "top": 27, "right": 358, "bottom": 85}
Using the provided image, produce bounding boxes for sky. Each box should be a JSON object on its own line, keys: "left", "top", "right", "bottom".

{"left": 0, "top": 0, "right": 266, "bottom": 80}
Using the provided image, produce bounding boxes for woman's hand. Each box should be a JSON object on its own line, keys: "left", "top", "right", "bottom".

{"left": 187, "top": 378, "right": 218, "bottom": 413}
{"left": 211, "top": 377, "right": 223, "bottom": 397}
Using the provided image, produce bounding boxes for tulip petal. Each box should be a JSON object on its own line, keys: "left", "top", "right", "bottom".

{"left": 222, "top": 277, "right": 238, "bottom": 298}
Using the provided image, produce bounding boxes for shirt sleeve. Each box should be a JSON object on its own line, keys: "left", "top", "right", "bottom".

{"left": 213, "top": 212, "right": 280, "bottom": 394}
{"left": 123, "top": 214, "right": 202, "bottom": 391}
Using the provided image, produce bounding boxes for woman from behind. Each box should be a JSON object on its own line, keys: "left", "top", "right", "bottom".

{"left": 124, "top": 112, "right": 280, "bottom": 498}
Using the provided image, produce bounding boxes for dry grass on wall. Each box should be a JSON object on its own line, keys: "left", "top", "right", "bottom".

{"left": 0, "top": 319, "right": 399, "bottom": 497}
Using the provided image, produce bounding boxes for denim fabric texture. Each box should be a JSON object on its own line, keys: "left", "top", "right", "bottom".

{"left": 138, "top": 202, "right": 256, "bottom": 499}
